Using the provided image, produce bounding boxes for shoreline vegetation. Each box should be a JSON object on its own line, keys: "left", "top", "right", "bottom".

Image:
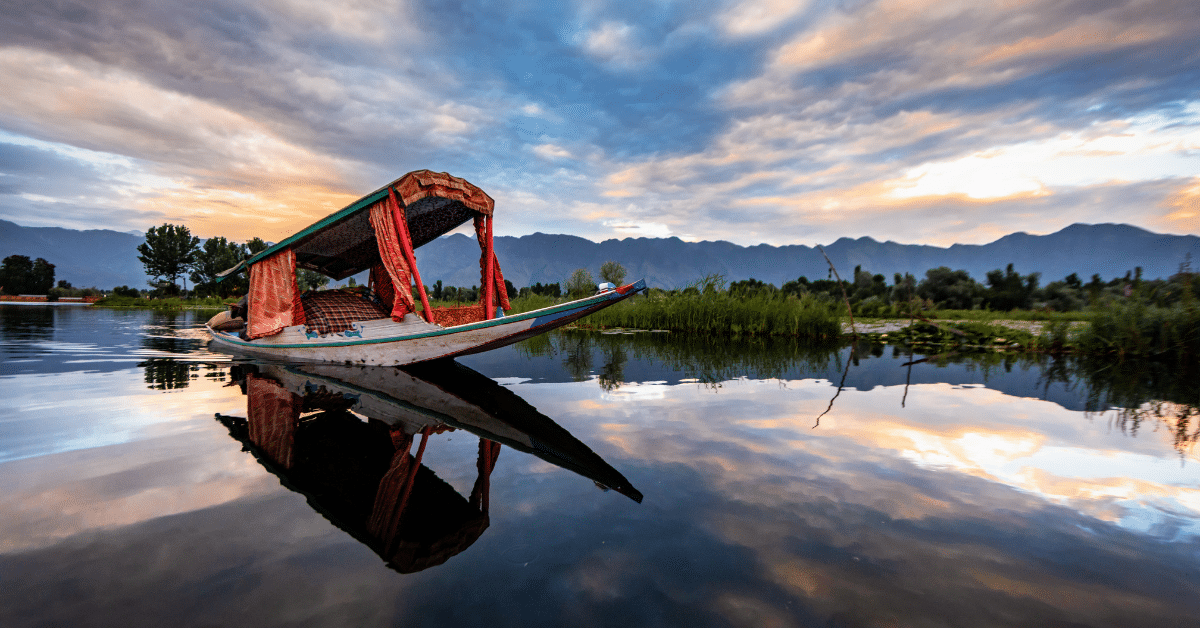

{"left": 57, "top": 252, "right": 1199, "bottom": 362}
{"left": 79, "top": 285, "right": 1200, "bottom": 362}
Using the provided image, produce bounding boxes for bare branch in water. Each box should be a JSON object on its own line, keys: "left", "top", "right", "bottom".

{"left": 817, "top": 245, "right": 857, "bottom": 339}
{"left": 815, "top": 344, "right": 856, "bottom": 428}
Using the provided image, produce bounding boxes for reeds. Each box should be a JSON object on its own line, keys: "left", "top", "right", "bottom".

{"left": 576, "top": 291, "right": 841, "bottom": 339}
{"left": 1075, "top": 301, "right": 1200, "bottom": 359}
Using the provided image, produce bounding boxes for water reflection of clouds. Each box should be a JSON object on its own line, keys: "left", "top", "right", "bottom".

{"left": 528, "top": 376, "right": 1200, "bottom": 545}
{"left": 0, "top": 421, "right": 276, "bottom": 553}
{"left": 1, "top": 368, "right": 246, "bottom": 463}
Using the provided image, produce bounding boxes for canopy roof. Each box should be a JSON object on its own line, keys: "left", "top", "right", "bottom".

{"left": 222, "top": 170, "right": 493, "bottom": 280}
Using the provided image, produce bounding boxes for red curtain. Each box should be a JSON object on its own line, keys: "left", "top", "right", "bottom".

{"left": 369, "top": 201, "right": 415, "bottom": 321}
{"left": 370, "top": 264, "right": 396, "bottom": 313}
{"left": 246, "top": 375, "right": 300, "bottom": 469}
{"left": 248, "top": 248, "right": 304, "bottom": 339}
{"left": 473, "top": 216, "right": 510, "bottom": 313}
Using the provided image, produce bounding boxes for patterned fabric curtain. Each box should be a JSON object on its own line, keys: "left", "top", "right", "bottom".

{"left": 369, "top": 201, "right": 415, "bottom": 321}
{"left": 472, "top": 216, "right": 511, "bottom": 312}
{"left": 248, "top": 248, "right": 305, "bottom": 339}
{"left": 246, "top": 375, "right": 300, "bottom": 469}
{"left": 369, "top": 264, "right": 396, "bottom": 312}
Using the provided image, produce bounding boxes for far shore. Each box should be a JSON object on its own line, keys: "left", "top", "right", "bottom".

{"left": 0, "top": 299, "right": 95, "bottom": 306}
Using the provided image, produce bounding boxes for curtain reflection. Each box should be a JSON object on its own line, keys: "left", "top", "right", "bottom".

{"left": 217, "top": 360, "right": 640, "bottom": 573}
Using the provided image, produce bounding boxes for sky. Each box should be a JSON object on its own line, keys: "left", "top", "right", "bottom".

{"left": 0, "top": 0, "right": 1197, "bottom": 247}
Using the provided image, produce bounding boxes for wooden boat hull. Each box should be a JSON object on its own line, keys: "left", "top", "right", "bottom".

{"left": 208, "top": 279, "right": 646, "bottom": 366}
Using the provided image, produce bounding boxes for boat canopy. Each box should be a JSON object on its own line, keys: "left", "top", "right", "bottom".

{"left": 220, "top": 170, "right": 494, "bottom": 281}
{"left": 222, "top": 170, "right": 510, "bottom": 339}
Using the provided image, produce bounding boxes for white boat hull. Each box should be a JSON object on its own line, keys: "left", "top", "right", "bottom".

{"left": 208, "top": 280, "right": 646, "bottom": 366}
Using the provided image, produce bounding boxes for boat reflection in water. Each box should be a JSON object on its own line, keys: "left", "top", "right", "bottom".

{"left": 217, "top": 359, "right": 641, "bottom": 573}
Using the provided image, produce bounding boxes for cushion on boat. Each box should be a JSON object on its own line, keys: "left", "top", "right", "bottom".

{"left": 301, "top": 289, "right": 389, "bottom": 336}
{"left": 207, "top": 310, "right": 246, "bottom": 331}
{"left": 431, "top": 304, "right": 486, "bottom": 327}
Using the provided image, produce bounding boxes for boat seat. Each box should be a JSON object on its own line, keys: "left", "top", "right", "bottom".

{"left": 301, "top": 289, "right": 390, "bottom": 336}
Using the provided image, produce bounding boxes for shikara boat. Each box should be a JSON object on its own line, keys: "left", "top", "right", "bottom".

{"left": 207, "top": 170, "right": 645, "bottom": 365}
{"left": 215, "top": 359, "right": 641, "bottom": 572}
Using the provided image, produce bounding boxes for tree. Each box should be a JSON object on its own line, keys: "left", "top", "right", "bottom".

{"left": 891, "top": 272, "right": 917, "bottom": 304}
{"left": 245, "top": 237, "right": 269, "bottom": 255}
{"left": 599, "top": 261, "right": 627, "bottom": 286}
{"left": 298, "top": 268, "right": 330, "bottom": 292}
{"left": 529, "top": 282, "right": 561, "bottom": 297}
{"left": 781, "top": 276, "right": 810, "bottom": 297}
{"left": 916, "top": 267, "right": 982, "bottom": 310}
{"left": 190, "top": 237, "right": 246, "bottom": 297}
{"left": 984, "top": 263, "right": 1039, "bottom": 311}
{"left": 729, "top": 278, "right": 776, "bottom": 297}
{"left": 0, "top": 256, "right": 54, "bottom": 294}
{"left": 565, "top": 268, "right": 595, "bottom": 297}
{"left": 30, "top": 258, "right": 55, "bottom": 294}
{"left": 0, "top": 255, "right": 34, "bottom": 294}
{"left": 137, "top": 224, "right": 200, "bottom": 292}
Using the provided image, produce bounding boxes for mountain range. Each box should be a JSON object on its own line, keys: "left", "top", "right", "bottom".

{"left": 2, "top": 219, "right": 1197, "bottom": 291}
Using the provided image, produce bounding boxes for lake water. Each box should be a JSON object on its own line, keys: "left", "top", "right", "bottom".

{"left": 2, "top": 304, "right": 1198, "bottom": 627}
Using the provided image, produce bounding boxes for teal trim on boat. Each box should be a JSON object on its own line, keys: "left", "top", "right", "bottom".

{"left": 242, "top": 183, "right": 395, "bottom": 271}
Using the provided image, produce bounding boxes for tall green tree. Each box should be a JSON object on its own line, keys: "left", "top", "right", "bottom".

{"left": 599, "top": 260, "right": 627, "bottom": 286}
{"left": 246, "top": 237, "right": 269, "bottom": 256}
{"left": 137, "top": 224, "right": 200, "bottom": 292}
{"left": 0, "top": 255, "right": 34, "bottom": 294}
{"left": 566, "top": 268, "right": 596, "bottom": 297}
{"left": 30, "top": 258, "right": 55, "bottom": 294}
{"left": 916, "top": 267, "right": 982, "bottom": 309}
{"left": 984, "top": 263, "right": 1039, "bottom": 311}
{"left": 0, "top": 256, "right": 54, "bottom": 294}
{"left": 297, "top": 268, "right": 330, "bottom": 292}
{"left": 190, "top": 237, "right": 247, "bottom": 297}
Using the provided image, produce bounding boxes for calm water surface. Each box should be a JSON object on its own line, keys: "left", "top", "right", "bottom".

{"left": 1, "top": 304, "right": 1198, "bottom": 627}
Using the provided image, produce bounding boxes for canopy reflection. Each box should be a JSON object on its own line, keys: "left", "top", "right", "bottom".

{"left": 217, "top": 359, "right": 641, "bottom": 573}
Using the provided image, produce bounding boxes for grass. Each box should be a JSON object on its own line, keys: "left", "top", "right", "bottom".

{"left": 868, "top": 303, "right": 1199, "bottom": 362}
{"left": 1075, "top": 301, "right": 1200, "bottom": 359}
{"left": 574, "top": 291, "right": 842, "bottom": 339}
{"left": 92, "top": 295, "right": 229, "bottom": 310}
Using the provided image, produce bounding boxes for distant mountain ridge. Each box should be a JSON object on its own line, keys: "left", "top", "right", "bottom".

{"left": 2, "top": 219, "right": 1197, "bottom": 291}
{"left": 0, "top": 219, "right": 146, "bottom": 290}
{"left": 422, "top": 223, "right": 1200, "bottom": 290}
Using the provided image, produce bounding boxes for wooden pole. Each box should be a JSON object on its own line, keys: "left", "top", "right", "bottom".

{"left": 483, "top": 214, "right": 495, "bottom": 319}
{"left": 388, "top": 187, "right": 435, "bottom": 323}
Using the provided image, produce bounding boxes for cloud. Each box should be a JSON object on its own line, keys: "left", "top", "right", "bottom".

{"left": 719, "top": 0, "right": 812, "bottom": 37}
{"left": 581, "top": 21, "right": 653, "bottom": 70}
{"left": 0, "top": 0, "right": 1196, "bottom": 246}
